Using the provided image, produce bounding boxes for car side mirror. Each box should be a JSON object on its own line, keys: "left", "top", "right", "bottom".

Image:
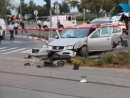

{"left": 55, "top": 35, "right": 59, "bottom": 39}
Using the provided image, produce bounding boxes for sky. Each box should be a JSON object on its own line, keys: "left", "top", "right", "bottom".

{"left": 24, "top": 0, "right": 78, "bottom": 12}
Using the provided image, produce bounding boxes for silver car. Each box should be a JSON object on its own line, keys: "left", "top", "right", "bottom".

{"left": 48, "top": 23, "right": 122, "bottom": 57}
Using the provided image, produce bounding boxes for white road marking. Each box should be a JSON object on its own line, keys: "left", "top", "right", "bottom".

{"left": 21, "top": 49, "right": 32, "bottom": 53}
{"left": 0, "top": 46, "right": 47, "bottom": 54}
{"left": 1, "top": 48, "right": 27, "bottom": 54}
{"left": 0, "top": 47, "right": 19, "bottom": 53}
{"left": 0, "top": 47, "right": 8, "bottom": 50}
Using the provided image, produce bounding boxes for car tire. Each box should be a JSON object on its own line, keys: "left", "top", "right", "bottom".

{"left": 79, "top": 46, "right": 88, "bottom": 58}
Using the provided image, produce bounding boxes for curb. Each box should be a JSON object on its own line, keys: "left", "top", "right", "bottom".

{"left": 27, "top": 36, "right": 48, "bottom": 44}
{"left": 0, "top": 57, "right": 44, "bottom": 65}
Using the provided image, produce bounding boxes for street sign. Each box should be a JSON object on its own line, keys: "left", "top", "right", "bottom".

{"left": 34, "top": 10, "right": 38, "bottom": 15}
{"left": 54, "top": 9, "right": 60, "bottom": 14}
{"left": 55, "top": 4, "right": 59, "bottom": 9}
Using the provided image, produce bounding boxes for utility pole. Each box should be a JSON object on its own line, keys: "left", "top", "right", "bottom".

{"left": 50, "top": 0, "right": 52, "bottom": 27}
{"left": 83, "top": 9, "right": 86, "bottom": 21}
{"left": 55, "top": 1, "right": 60, "bottom": 27}
{"left": 20, "top": 0, "right": 22, "bottom": 21}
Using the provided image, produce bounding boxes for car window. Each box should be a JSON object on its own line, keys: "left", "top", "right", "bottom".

{"left": 100, "top": 27, "right": 111, "bottom": 37}
{"left": 91, "top": 27, "right": 111, "bottom": 38}
{"left": 91, "top": 29, "right": 100, "bottom": 38}
{"left": 113, "top": 27, "right": 121, "bottom": 33}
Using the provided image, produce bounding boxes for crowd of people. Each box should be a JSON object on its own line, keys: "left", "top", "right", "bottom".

{"left": 7, "top": 15, "right": 28, "bottom": 41}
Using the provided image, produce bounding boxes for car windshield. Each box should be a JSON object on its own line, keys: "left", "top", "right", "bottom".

{"left": 61, "top": 29, "right": 89, "bottom": 38}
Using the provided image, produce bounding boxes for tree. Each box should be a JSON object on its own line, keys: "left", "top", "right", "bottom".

{"left": 60, "top": 0, "right": 70, "bottom": 14}
{"left": 53, "top": 0, "right": 70, "bottom": 15}
{"left": 67, "top": 0, "right": 79, "bottom": 8}
{"left": 0, "top": 0, "right": 11, "bottom": 18}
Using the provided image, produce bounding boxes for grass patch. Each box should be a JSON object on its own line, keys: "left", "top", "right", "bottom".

{"left": 29, "top": 33, "right": 48, "bottom": 40}
{"left": 70, "top": 51, "right": 130, "bottom": 68}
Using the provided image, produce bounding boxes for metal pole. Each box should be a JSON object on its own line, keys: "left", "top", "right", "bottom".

{"left": 55, "top": 3, "right": 59, "bottom": 27}
{"left": 20, "top": 0, "right": 22, "bottom": 21}
{"left": 84, "top": 9, "right": 86, "bottom": 21}
{"left": 57, "top": 11, "right": 58, "bottom": 27}
{"left": 128, "top": 0, "right": 130, "bottom": 53}
{"left": 36, "top": 14, "right": 37, "bottom": 28}
{"left": 49, "top": 0, "right": 52, "bottom": 38}
{"left": 50, "top": 0, "right": 52, "bottom": 27}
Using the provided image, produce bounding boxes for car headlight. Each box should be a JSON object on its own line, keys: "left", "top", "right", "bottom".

{"left": 65, "top": 45, "right": 73, "bottom": 50}
{"left": 48, "top": 45, "right": 53, "bottom": 50}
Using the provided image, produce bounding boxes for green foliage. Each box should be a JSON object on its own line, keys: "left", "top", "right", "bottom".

{"left": 71, "top": 57, "right": 87, "bottom": 66}
{"left": 112, "top": 51, "right": 130, "bottom": 66}
{"left": 89, "top": 60, "right": 104, "bottom": 67}
{"left": 76, "top": 13, "right": 96, "bottom": 21}
{"left": 70, "top": 51, "right": 130, "bottom": 68}
{"left": 68, "top": 0, "right": 127, "bottom": 17}
{"left": 89, "top": 51, "right": 130, "bottom": 67}
{"left": 29, "top": 33, "right": 48, "bottom": 40}
{"left": 102, "top": 53, "right": 113, "bottom": 64}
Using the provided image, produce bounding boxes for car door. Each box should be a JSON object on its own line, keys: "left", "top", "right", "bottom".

{"left": 111, "top": 26, "right": 122, "bottom": 41}
{"left": 88, "top": 27, "right": 112, "bottom": 51}
{"left": 48, "top": 30, "right": 61, "bottom": 43}
{"left": 101, "top": 24, "right": 122, "bottom": 41}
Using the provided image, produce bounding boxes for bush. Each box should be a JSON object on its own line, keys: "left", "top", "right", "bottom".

{"left": 89, "top": 59, "right": 104, "bottom": 67}
{"left": 29, "top": 33, "right": 48, "bottom": 40}
{"left": 71, "top": 57, "right": 87, "bottom": 66}
{"left": 102, "top": 53, "right": 113, "bottom": 64}
{"left": 112, "top": 51, "right": 130, "bottom": 66}
{"left": 70, "top": 51, "right": 130, "bottom": 68}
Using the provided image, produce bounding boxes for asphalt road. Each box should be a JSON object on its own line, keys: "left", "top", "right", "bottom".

{"left": 0, "top": 61, "right": 130, "bottom": 98}
{"left": 0, "top": 34, "right": 46, "bottom": 57}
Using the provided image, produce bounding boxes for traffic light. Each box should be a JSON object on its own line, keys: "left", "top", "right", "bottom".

{"left": 44, "top": 0, "right": 51, "bottom": 9}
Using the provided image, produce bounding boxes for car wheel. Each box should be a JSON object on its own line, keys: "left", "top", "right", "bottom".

{"left": 79, "top": 46, "right": 88, "bottom": 58}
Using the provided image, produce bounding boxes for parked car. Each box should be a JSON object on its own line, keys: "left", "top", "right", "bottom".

{"left": 24, "top": 14, "right": 31, "bottom": 20}
{"left": 47, "top": 23, "right": 122, "bottom": 57}
{"left": 0, "top": 18, "right": 6, "bottom": 39}
{"left": 91, "top": 16, "right": 126, "bottom": 30}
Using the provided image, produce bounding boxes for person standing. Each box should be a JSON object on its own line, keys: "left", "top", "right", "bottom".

{"left": 0, "top": 26, "right": 3, "bottom": 44}
{"left": 19, "top": 20, "right": 28, "bottom": 33}
{"left": 8, "top": 22, "right": 15, "bottom": 40}
{"left": 57, "top": 19, "right": 60, "bottom": 28}
{"left": 14, "top": 21, "right": 19, "bottom": 35}
{"left": 37, "top": 19, "right": 42, "bottom": 30}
